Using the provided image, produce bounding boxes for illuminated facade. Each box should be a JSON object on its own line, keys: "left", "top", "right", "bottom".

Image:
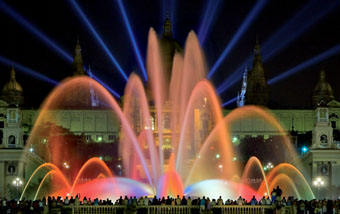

{"left": 1, "top": 17, "right": 340, "bottom": 197}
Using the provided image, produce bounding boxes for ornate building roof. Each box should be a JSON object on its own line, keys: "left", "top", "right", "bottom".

{"left": 2, "top": 67, "right": 23, "bottom": 92}
{"left": 245, "top": 39, "right": 270, "bottom": 106}
{"left": 159, "top": 15, "right": 183, "bottom": 83}
{"left": 1, "top": 67, "right": 24, "bottom": 106}
{"left": 73, "top": 38, "right": 86, "bottom": 76}
{"left": 312, "top": 69, "right": 334, "bottom": 107}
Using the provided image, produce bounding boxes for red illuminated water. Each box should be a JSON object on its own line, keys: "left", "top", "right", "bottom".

{"left": 22, "top": 29, "right": 314, "bottom": 201}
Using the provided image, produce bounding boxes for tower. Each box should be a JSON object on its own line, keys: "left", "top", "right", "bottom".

{"left": 245, "top": 39, "right": 270, "bottom": 106}
{"left": 159, "top": 14, "right": 182, "bottom": 86}
{"left": 312, "top": 69, "right": 334, "bottom": 107}
{"left": 311, "top": 106, "right": 333, "bottom": 149}
{"left": 87, "top": 66, "right": 99, "bottom": 107}
{"left": 0, "top": 68, "right": 42, "bottom": 198}
{"left": 73, "top": 38, "right": 86, "bottom": 76}
{"left": 302, "top": 105, "right": 340, "bottom": 196}
{"left": 237, "top": 67, "right": 248, "bottom": 107}
{"left": 162, "top": 12, "right": 172, "bottom": 38}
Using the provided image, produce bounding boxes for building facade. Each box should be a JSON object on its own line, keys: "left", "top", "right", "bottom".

{"left": 1, "top": 17, "right": 340, "bottom": 197}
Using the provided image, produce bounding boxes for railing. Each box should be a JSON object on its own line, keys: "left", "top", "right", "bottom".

{"left": 62, "top": 205, "right": 292, "bottom": 214}
{"left": 139, "top": 205, "right": 199, "bottom": 214}
{"left": 214, "top": 205, "right": 274, "bottom": 214}
{"left": 64, "top": 205, "right": 124, "bottom": 214}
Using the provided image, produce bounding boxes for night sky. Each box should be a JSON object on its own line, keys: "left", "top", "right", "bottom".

{"left": 0, "top": 0, "right": 340, "bottom": 108}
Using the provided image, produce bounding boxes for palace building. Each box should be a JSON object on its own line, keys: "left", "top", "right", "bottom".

{"left": 1, "top": 17, "right": 340, "bottom": 197}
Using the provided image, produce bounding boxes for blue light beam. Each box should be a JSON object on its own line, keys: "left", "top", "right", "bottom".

{"left": 221, "top": 43, "right": 340, "bottom": 107}
{"left": 0, "top": 56, "right": 59, "bottom": 85}
{"left": 69, "top": 0, "right": 128, "bottom": 82}
{"left": 221, "top": 96, "right": 237, "bottom": 107}
{"left": 268, "top": 44, "right": 340, "bottom": 85}
{"left": 92, "top": 74, "right": 121, "bottom": 99}
{"left": 261, "top": 0, "right": 340, "bottom": 63}
{"left": 208, "top": 0, "right": 268, "bottom": 79}
{"left": 0, "top": 1, "right": 121, "bottom": 98}
{"left": 116, "top": 0, "right": 147, "bottom": 81}
{"left": 0, "top": 1, "right": 72, "bottom": 63}
{"left": 197, "top": 0, "right": 223, "bottom": 45}
{"left": 216, "top": 0, "right": 340, "bottom": 94}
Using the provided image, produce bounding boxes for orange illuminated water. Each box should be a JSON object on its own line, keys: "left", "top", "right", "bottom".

{"left": 22, "top": 29, "right": 314, "bottom": 201}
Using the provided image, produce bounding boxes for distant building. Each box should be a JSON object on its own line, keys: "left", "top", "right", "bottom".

{"left": 1, "top": 16, "right": 340, "bottom": 198}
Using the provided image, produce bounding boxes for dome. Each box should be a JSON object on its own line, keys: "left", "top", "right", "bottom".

{"left": 2, "top": 67, "right": 23, "bottom": 93}
{"left": 312, "top": 69, "right": 334, "bottom": 107}
{"left": 1, "top": 67, "right": 24, "bottom": 106}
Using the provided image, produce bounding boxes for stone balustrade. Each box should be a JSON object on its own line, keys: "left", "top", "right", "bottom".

{"left": 61, "top": 205, "right": 292, "bottom": 214}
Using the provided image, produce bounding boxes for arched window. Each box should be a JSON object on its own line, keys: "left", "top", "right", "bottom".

{"left": 8, "top": 135, "right": 15, "bottom": 145}
{"left": 0, "top": 130, "right": 3, "bottom": 145}
{"left": 164, "top": 113, "right": 170, "bottom": 130}
{"left": 320, "top": 134, "right": 328, "bottom": 146}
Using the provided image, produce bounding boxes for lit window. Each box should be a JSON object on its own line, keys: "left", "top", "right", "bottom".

{"left": 97, "top": 135, "right": 103, "bottom": 142}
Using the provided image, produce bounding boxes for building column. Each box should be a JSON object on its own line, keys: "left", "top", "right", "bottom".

{"left": 328, "top": 161, "right": 332, "bottom": 187}
{"left": 0, "top": 161, "right": 4, "bottom": 197}
{"left": 312, "top": 162, "right": 318, "bottom": 180}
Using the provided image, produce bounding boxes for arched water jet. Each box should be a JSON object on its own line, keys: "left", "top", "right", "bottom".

{"left": 225, "top": 106, "right": 300, "bottom": 166}
{"left": 268, "top": 174, "right": 301, "bottom": 199}
{"left": 122, "top": 73, "right": 160, "bottom": 184}
{"left": 177, "top": 80, "right": 234, "bottom": 183}
{"left": 146, "top": 28, "right": 166, "bottom": 171}
{"left": 258, "top": 163, "right": 314, "bottom": 199}
{"left": 96, "top": 173, "right": 107, "bottom": 179}
{"left": 157, "top": 154, "right": 184, "bottom": 197}
{"left": 240, "top": 156, "right": 270, "bottom": 199}
{"left": 34, "top": 170, "right": 71, "bottom": 200}
{"left": 169, "top": 53, "right": 184, "bottom": 156}
{"left": 70, "top": 157, "right": 114, "bottom": 196}
{"left": 26, "top": 76, "right": 154, "bottom": 188}
{"left": 179, "top": 31, "right": 207, "bottom": 126}
{"left": 21, "top": 163, "right": 68, "bottom": 200}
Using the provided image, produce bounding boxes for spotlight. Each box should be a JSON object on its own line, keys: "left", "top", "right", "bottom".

{"left": 261, "top": 0, "right": 340, "bottom": 63}
{"left": 0, "top": 1, "right": 72, "bottom": 62}
{"left": 216, "top": 0, "right": 340, "bottom": 95}
{"left": 216, "top": 57, "right": 252, "bottom": 94}
{"left": 69, "top": 0, "right": 128, "bottom": 81}
{"left": 220, "top": 45, "right": 340, "bottom": 107}
{"left": 0, "top": 2, "right": 121, "bottom": 97}
{"left": 0, "top": 56, "right": 58, "bottom": 85}
{"left": 197, "top": 0, "right": 223, "bottom": 45}
{"left": 221, "top": 96, "right": 237, "bottom": 107}
{"left": 268, "top": 43, "right": 340, "bottom": 84}
{"left": 91, "top": 74, "right": 121, "bottom": 99}
{"left": 208, "top": 0, "right": 268, "bottom": 79}
{"left": 116, "top": 0, "right": 147, "bottom": 81}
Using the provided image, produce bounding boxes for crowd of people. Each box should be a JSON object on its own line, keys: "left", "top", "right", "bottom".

{"left": 1, "top": 186, "right": 340, "bottom": 214}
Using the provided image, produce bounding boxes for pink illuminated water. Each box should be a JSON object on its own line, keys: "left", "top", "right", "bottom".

{"left": 23, "top": 29, "right": 314, "bottom": 201}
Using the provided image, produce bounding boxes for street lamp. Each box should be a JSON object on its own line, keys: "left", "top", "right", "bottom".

{"left": 218, "top": 164, "right": 223, "bottom": 177}
{"left": 264, "top": 162, "right": 274, "bottom": 172}
{"left": 12, "top": 177, "right": 23, "bottom": 199}
{"left": 313, "top": 177, "right": 324, "bottom": 199}
{"left": 63, "top": 162, "right": 70, "bottom": 169}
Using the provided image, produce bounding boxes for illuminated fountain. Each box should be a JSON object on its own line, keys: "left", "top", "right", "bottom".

{"left": 21, "top": 29, "right": 314, "bottom": 201}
